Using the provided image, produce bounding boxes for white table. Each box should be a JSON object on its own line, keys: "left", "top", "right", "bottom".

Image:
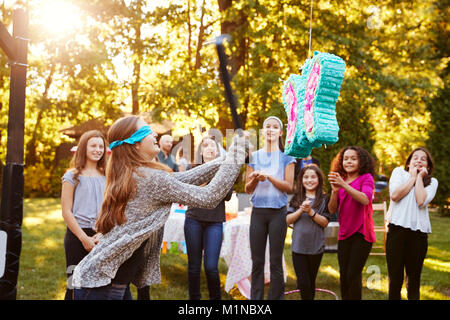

{"left": 162, "top": 211, "right": 286, "bottom": 299}
{"left": 221, "top": 214, "right": 287, "bottom": 299}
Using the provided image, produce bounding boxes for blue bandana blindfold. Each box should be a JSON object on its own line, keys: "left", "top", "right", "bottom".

{"left": 109, "top": 125, "right": 153, "bottom": 149}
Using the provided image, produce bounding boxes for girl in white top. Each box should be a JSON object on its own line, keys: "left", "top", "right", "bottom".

{"left": 386, "top": 147, "right": 438, "bottom": 300}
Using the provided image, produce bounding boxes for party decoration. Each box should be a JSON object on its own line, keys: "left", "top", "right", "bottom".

{"left": 283, "top": 51, "right": 346, "bottom": 158}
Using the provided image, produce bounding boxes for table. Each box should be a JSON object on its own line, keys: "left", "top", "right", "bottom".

{"left": 221, "top": 214, "right": 287, "bottom": 299}
{"left": 162, "top": 210, "right": 286, "bottom": 299}
{"left": 162, "top": 204, "right": 188, "bottom": 254}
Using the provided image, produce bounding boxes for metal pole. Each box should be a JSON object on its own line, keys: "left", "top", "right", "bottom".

{"left": 0, "top": 8, "right": 28, "bottom": 300}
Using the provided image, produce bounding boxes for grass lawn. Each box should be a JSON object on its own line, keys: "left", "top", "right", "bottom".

{"left": 17, "top": 198, "right": 450, "bottom": 300}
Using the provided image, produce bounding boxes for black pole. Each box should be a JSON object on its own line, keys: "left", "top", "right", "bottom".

{"left": 208, "top": 35, "right": 243, "bottom": 131}
{"left": 0, "top": 8, "right": 28, "bottom": 300}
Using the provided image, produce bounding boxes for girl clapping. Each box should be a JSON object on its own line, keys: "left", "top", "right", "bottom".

{"left": 287, "top": 165, "right": 330, "bottom": 300}
{"left": 328, "top": 146, "right": 376, "bottom": 300}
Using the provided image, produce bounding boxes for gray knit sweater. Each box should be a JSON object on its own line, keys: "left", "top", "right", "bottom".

{"left": 72, "top": 152, "right": 243, "bottom": 289}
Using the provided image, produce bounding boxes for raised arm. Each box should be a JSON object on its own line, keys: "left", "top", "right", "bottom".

{"left": 172, "top": 156, "right": 224, "bottom": 185}
{"left": 146, "top": 140, "right": 246, "bottom": 208}
{"left": 328, "top": 172, "right": 372, "bottom": 206}
{"left": 390, "top": 167, "right": 416, "bottom": 202}
{"left": 414, "top": 167, "right": 428, "bottom": 207}
{"left": 148, "top": 162, "right": 239, "bottom": 209}
{"left": 328, "top": 189, "right": 339, "bottom": 214}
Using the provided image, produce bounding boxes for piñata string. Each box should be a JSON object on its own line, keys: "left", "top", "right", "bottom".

{"left": 308, "top": 0, "right": 313, "bottom": 58}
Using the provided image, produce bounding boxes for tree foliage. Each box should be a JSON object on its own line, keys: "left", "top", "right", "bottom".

{"left": 0, "top": 0, "right": 447, "bottom": 211}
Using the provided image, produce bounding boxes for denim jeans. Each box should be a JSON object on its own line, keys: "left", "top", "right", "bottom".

{"left": 184, "top": 216, "right": 223, "bottom": 300}
{"left": 74, "top": 284, "right": 132, "bottom": 300}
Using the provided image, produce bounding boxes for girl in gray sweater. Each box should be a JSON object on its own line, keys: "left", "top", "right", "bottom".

{"left": 72, "top": 115, "right": 245, "bottom": 300}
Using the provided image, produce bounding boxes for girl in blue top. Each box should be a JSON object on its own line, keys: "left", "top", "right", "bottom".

{"left": 245, "top": 116, "right": 296, "bottom": 300}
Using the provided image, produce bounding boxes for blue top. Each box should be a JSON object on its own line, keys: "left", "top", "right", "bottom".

{"left": 62, "top": 170, "right": 106, "bottom": 229}
{"left": 248, "top": 149, "right": 296, "bottom": 208}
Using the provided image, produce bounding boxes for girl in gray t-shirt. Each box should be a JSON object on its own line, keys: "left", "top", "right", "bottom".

{"left": 286, "top": 165, "right": 331, "bottom": 300}
{"left": 61, "top": 130, "right": 106, "bottom": 299}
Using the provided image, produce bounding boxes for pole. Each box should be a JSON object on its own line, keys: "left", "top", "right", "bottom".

{"left": 205, "top": 35, "right": 243, "bottom": 131}
{"left": 0, "top": 8, "right": 28, "bottom": 300}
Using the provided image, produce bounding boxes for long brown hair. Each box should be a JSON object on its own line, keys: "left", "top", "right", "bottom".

{"left": 289, "top": 164, "right": 327, "bottom": 210}
{"left": 404, "top": 147, "right": 434, "bottom": 187}
{"left": 68, "top": 130, "right": 107, "bottom": 187}
{"left": 96, "top": 116, "right": 171, "bottom": 234}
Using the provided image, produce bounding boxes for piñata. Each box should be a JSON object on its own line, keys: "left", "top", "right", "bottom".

{"left": 283, "top": 51, "right": 345, "bottom": 158}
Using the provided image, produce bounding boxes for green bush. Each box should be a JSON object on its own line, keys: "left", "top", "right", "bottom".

{"left": 24, "top": 158, "right": 70, "bottom": 198}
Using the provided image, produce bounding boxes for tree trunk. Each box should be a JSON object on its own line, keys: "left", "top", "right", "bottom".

{"left": 25, "top": 63, "right": 55, "bottom": 166}
{"left": 187, "top": 0, "right": 192, "bottom": 70}
{"left": 217, "top": 0, "right": 248, "bottom": 77}
{"left": 131, "top": 21, "right": 142, "bottom": 115}
{"left": 131, "top": 59, "right": 141, "bottom": 115}
{"left": 194, "top": 0, "right": 206, "bottom": 70}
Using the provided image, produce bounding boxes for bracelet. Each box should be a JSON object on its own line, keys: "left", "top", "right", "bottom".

{"left": 310, "top": 211, "right": 317, "bottom": 219}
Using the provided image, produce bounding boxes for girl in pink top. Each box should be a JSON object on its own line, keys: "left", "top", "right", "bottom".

{"left": 328, "top": 146, "right": 376, "bottom": 300}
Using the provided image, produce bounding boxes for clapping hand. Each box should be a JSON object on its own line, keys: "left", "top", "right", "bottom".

{"left": 300, "top": 199, "right": 312, "bottom": 214}
{"left": 328, "top": 171, "right": 344, "bottom": 191}
{"left": 249, "top": 170, "right": 268, "bottom": 182}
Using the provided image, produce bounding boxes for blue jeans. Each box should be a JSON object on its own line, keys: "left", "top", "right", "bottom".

{"left": 184, "top": 217, "right": 223, "bottom": 300}
{"left": 74, "top": 284, "right": 132, "bottom": 300}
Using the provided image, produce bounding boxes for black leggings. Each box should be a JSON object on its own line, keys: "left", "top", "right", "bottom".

{"left": 386, "top": 224, "right": 428, "bottom": 300}
{"left": 249, "top": 207, "right": 287, "bottom": 300}
{"left": 292, "top": 252, "right": 323, "bottom": 300}
{"left": 337, "top": 232, "right": 372, "bottom": 300}
{"left": 64, "top": 227, "right": 96, "bottom": 300}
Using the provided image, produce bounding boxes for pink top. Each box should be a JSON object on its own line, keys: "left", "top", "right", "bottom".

{"left": 337, "top": 173, "right": 376, "bottom": 243}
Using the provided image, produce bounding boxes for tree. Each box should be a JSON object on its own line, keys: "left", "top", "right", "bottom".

{"left": 427, "top": 0, "right": 449, "bottom": 215}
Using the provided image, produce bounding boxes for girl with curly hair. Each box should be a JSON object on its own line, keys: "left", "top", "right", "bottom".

{"left": 328, "top": 146, "right": 376, "bottom": 300}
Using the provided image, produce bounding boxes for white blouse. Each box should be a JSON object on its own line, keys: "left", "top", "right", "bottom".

{"left": 386, "top": 167, "right": 438, "bottom": 233}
